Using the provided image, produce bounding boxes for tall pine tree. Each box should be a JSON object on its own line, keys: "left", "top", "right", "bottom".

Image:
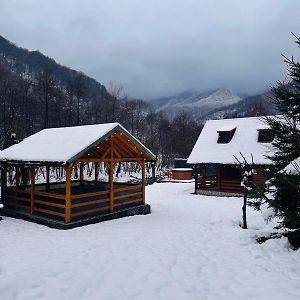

{"left": 255, "top": 33, "right": 300, "bottom": 229}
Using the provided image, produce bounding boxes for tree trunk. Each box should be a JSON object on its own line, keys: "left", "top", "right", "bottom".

{"left": 242, "top": 192, "right": 248, "bottom": 229}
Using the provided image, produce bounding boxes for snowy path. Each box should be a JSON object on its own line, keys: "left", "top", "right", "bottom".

{"left": 0, "top": 182, "right": 299, "bottom": 300}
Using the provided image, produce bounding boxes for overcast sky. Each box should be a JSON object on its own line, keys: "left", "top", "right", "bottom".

{"left": 0, "top": 0, "right": 300, "bottom": 99}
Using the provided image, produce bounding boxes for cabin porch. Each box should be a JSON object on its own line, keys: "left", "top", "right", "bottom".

{"left": 194, "top": 163, "right": 266, "bottom": 195}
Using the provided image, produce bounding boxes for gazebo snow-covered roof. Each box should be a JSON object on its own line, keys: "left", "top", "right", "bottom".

{"left": 187, "top": 116, "right": 274, "bottom": 165}
{"left": 0, "top": 123, "right": 156, "bottom": 165}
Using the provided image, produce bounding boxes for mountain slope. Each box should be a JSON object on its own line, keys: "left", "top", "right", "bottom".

{"left": 0, "top": 35, "right": 109, "bottom": 99}
{"left": 151, "top": 88, "right": 243, "bottom": 120}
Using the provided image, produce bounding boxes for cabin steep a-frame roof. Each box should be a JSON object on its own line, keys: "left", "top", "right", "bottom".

{"left": 0, "top": 123, "right": 156, "bottom": 165}
{"left": 187, "top": 116, "right": 274, "bottom": 165}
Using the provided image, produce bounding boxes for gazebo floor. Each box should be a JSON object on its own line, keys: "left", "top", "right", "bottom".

{"left": 0, "top": 203, "right": 151, "bottom": 229}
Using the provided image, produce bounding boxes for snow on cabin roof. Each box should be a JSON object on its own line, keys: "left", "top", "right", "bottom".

{"left": 217, "top": 125, "right": 236, "bottom": 132}
{"left": 0, "top": 123, "right": 156, "bottom": 164}
{"left": 187, "top": 116, "right": 274, "bottom": 165}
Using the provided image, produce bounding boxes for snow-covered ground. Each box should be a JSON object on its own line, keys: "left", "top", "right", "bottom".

{"left": 0, "top": 182, "right": 299, "bottom": 300}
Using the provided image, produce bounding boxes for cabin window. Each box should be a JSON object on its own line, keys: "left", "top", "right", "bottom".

{"left": 257, "top": 129, "right": 274, "bottom": 143}
{"left": 220, "top": 165, "right": 242, "bottom": 180}
{"left": 217, "top": 128, "right": 236, "bottom": 144}
{"left": 195, "top": 164, "right": 217, "bottom": 177}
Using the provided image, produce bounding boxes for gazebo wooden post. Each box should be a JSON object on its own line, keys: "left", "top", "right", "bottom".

{"left": 109, "top": 162, "right": 114, "bottom": 212}
{"left": 141, "top": 160, "right": 146, "bottom": 204}
{"left": 109, "top": 136, "right": 114, "bottom": 212}
{"left": 1, "top": 164, "right": 7, "bottom": 203}
{"left": 94, "top": 162, "right": 98, "bottom": 184}
{"left": 46, "top": 165, "right": 50, "bottom": 191}
{"left": 65, "top": 165, "right": 72, "bottom": 223}
{"left": 30, "top": 165, "right": 36, "bottom": 214}
{"left": 15, "top": 165, "right": 20, "bottom": 191}
{"left": 80, "top": 162, "right": 84, "bottom": 186}
{"left": 217, "top": 164, "right": 221, "bottom": 191}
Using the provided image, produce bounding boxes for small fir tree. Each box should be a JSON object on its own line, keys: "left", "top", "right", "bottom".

{"left": 253, "top": 33, "right": 300, "bottom": 229}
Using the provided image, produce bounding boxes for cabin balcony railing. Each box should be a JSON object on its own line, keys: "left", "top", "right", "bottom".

{"left": 196, "top": 175, "right": 218, "bottom": 190}
{"left": 196, "top": 176, "right": 243, "bottom": 193}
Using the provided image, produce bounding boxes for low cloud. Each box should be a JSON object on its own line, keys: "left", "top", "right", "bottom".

{"left": 0, "top": 0, "right": 299, "bottom": 99}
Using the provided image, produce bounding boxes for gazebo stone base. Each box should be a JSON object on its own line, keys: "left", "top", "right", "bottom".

{"left": 0, "top": 204, "right": 151, "bottom": 230}
{"left": 196, "top": 189, "right": 243, "bottom": 197}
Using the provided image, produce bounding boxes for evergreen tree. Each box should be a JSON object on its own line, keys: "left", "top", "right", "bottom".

{"left": 254, "top": 33, "right": 300, "bottom": 229}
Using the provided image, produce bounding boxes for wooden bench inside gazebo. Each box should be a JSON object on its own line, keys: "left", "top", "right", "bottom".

{"left": 0, "top": 123, "right": 156, "bottom": 229}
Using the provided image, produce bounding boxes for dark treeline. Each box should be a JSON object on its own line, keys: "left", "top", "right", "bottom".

{"left": 0, "top": 63, "right": 202, "bottom": 166}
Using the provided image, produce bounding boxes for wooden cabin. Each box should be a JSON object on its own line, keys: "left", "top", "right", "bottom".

{"left": 187, "top": 117, "right": 274, "bottom": 196}
{"left": 0, "top": 123, "right": 156, "bottom": 228}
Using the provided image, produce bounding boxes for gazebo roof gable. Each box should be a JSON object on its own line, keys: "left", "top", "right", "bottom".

{"left": 0, "top": 123, "right": 156, "bottom": 165}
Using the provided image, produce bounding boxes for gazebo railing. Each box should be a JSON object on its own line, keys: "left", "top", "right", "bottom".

{"left": 4, "top": 182, "right": 144, "bottom": 221}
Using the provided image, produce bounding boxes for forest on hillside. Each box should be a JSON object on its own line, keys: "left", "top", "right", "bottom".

{"left": 0, "top": 35, "right": 275, "bottom": 166}
{"left": 0, "top": 62, "right": 202, "bottom": 166}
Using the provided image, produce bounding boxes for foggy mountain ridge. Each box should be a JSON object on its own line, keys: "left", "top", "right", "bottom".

{"left": 150, "top": 88, "right": 243, "bottom": 120}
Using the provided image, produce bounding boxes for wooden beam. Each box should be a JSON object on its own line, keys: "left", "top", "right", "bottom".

{"left": 46, "top": 165, "right": 50, "bottom": 191}
{"left": 217, "top": 164, "right": 221, "bottom": 191}
{"left": 109, "top": 136, "right": 114, "bottom": 212}
{"left": 76, "top": 158, "right": 144, "bottom": 163}
{"left": 1, "top": 164, "right": 7, "bottom": 205}
{"left": 141, "top": 160, "right": 146, "bottom": 204}
{"left": 65, "top": 165, "right": 72, "bottom": 223}
{"left": 117, "top": 134, "right": 142, "bottom": 156}
{"left": 80, "top": 162, "right": 84, "bottom": 186}
{"left": 101, "top": 146, "right": 111, "bottom": 159}
{"left": 94, "top": 162, "right": 98, "bottom": 184}
{"left": 112, "top": 138, "right": 133, "bottom": 157}
{"left": 30, "top": 166, "right": 36, "bottom": 214}
{"left": 15, "top": 165, "right": 20, "bottom": 191}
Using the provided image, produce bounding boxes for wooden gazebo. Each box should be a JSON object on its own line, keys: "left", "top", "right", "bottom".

{"left": 0, "top": 123, "right": 156, "bottom": 228}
